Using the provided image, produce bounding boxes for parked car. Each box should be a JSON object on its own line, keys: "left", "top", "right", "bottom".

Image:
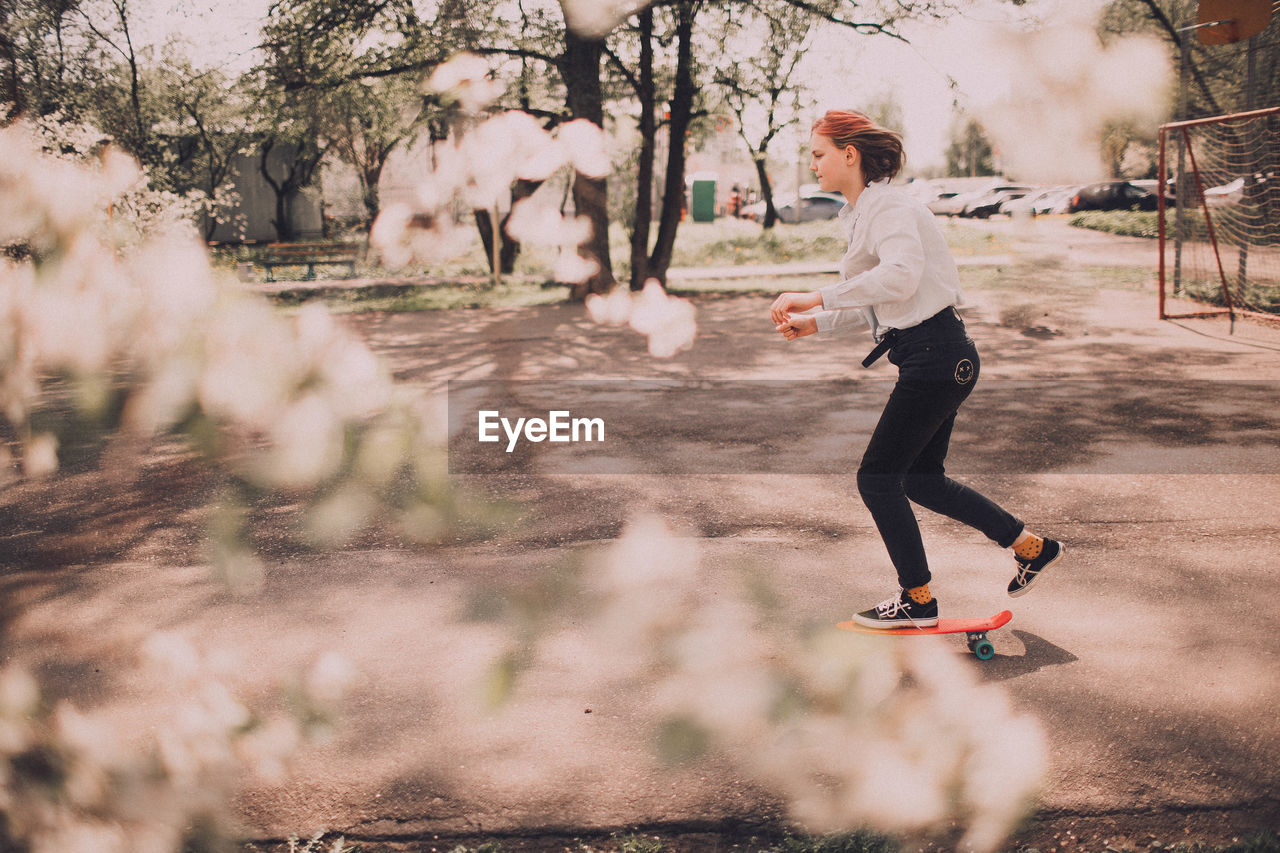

{"left": 962, "top": 186, "right": 1035, "bottom": 218}
{"left": 928, "top": 190, "right": 988, "bottom": 216}
{"left": 740, "top": 191, "right": 845, "bottom": 223}
{"left": 1203, "top": 177, "right": 1244, "bottom": 208}
{"left": 1129, "top": 179, "right": 1178, "bottom": 208}
{"left": 924, "top": 192, "right": 958, "bottom": 213}
{"left": 1069, "top": 181, "right": 1160, "bottom": 212}
{"left": 1203, "top": 173, "right": 1272, "bottom": 208}
{"left": 1000, "top": 187, "right": 1058, "bottom": 217}
{"left": 1032, "top": 186, "right": 1082, "bottom": 215}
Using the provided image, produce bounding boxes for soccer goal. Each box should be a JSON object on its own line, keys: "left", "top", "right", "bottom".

{"left": 1157, "top": 105, "right": 1280, "bottom": 324}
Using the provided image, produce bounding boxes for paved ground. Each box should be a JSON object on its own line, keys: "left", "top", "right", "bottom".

{"left": 3, "top": 220, "right": 1280, "bottom": 851}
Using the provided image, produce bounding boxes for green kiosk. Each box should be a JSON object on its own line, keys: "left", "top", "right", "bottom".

{"left": 690, "top": 172, "right": 717, "bottom": 222}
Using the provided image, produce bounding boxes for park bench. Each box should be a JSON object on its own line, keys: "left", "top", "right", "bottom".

{"left": 258, "top": 242, "right": 363, "bottom": 282}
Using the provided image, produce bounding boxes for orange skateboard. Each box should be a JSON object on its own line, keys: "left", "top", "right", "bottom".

{"left": 837, "top": 610, "right": 1012, "bottom": 660}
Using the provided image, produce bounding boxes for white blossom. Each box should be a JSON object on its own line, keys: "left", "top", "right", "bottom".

{"left": 559, "top": 0, "right": 649, "bottom": 38}
{"left": 424, "top": 53, "right": 504, "bottom": 113}
{"left": 552, "top": 249, "right": 600, "bottom": 284}
{"left": 585, "top": 286, "right": 633, "bottom": 326}
{"left": 505, "top": 198, "right": 591, "bottom": 248}
{"left": 558, "top": 119, "right": 612, "bottom": 178}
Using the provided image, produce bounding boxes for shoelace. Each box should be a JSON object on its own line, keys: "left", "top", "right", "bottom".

{"left": 1014, "top": 560, "right": 1035, "bottom": 585}
{"left": 876, "top": 591, "right": 908, "bottom": 616}
{"left": 872, "top": 590, "right": 931, "bottom": 628}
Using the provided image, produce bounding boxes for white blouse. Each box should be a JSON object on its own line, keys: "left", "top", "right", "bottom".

{"left": 811, "top": 180, "right": 966, "bottom": 339}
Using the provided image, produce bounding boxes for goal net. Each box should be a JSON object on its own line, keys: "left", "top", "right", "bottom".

{"left": 1158, "top": 106, "right": 1280, "bottom": 324}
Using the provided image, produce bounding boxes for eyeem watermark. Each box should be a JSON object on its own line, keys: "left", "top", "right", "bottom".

{"left": 449, "top": 379, "right": 1280, "bottom": 475}
{"left": 478, "top": 410, "right": 605, "bottom": 452}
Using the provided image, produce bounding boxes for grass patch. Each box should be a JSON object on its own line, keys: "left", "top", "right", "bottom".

{"left": 957, "top": 262, "right": 1153, "bottom": 298}
{"left": 938, "top": 220, "right": 1017, "bottom": 257}
{"left": 1175, "top": 277, "right": 1280, "bottom": 314}
{"left": 264, "top": 277, "right": 570, "bottom": 313}
{"left": 237, "top": 216, "right": 1158, "bottom": 314}
{"left": 1069, "top": 210, "right": 1160, "bottom": 239}
{"left": 240, "top": 830, "right": 1280, "bottom": 853}
{"left": 667, "top": 219, "right": 848, "bottom": 267}
{"left": 771, "top": 832, "right": 898, "bottom": 853}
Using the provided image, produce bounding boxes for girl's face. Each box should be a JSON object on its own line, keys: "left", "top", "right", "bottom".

{"left": 809, "top": 132, "right": 860, "bottom": 195}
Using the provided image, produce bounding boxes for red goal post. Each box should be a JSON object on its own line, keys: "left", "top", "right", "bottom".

{"left": 1157, "top": 105, "right": 1280, "bottom": 324}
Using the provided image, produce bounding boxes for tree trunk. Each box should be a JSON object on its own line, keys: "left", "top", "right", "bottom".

{"left": 629, "top": 7, "right": 656, "bottom": 291}
{"left": 259, "top": 139, "right": 297, "bottom": 242}
{"left": 647, "top": 0, "right": 697, "bottom": 285}
{"left": 0, "top": 0, "right": 23, "bottom": 118}
{"left": 475, "top": 179, "right": 540, "bottom": 276}
{"left": 754, "top": 157, "right": 780, "bottom": 229}
{"left": 361, "top": 162, "right": 383, "bottom": 227}
{"left": 474, "top": 209, "right": 497, "bottom": 269}
{"left": 500, "top": 178, "right": 539, "bottom": 274}
{"left": 115, "top": 1, "right": 146, "bottom": 149}
{"left": 559, "top": 26, "right": 615, "bottom": 301}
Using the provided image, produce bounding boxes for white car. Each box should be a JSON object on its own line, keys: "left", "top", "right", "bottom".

{"left": 1032, "top": 186, "right": 1080, "bottom": 215}
{"left": 928, "top": 190, "right": 988, "bottom": 216}
{"left": 1204, "top": 178, "right": 1244, "bottom": 208}
{"left": 1001, "top": 188, "right": 1058, "bottom": 217}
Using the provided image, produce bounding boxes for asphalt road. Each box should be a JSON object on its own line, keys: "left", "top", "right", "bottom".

{"left": 4, "top": 242, "right": 1279, "bottom": 850}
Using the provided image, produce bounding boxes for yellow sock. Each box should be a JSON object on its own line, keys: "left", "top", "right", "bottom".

{"left": 906, "top": 584, "right": 932, "bottom": 605}
{"left": 1013, "top": 531, "right": 1044, "bottom": 560}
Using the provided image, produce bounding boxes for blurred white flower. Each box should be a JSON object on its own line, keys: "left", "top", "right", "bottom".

{"left": 516, "top": 127, "right": 570, "bottom": 182}
{"left": 627, "top": 280, "right": 697, "bottom": 358}
{"left": 124, "top": 356, "right": 201, "bottom": 434}
{"left": 321, "top": 338, "right": 391, "bottom": 420}
{"left": 559, "top": 0, "right": 648, "bottom": 38}
{"left": 99, "top": 146, "right": 142, "bottom": 198}
{"left": 127, "top": 239, "right": 219, "bottom": 356}
{"left": 558, "top": 119, "right": 611, "bottom": 178}
{"left": 304, "top": 484, "right": 375, "bottom": 547}
{"left": 568, "top": 510, "right": 1046, "bottom": 852}
{"left": 142, "top": 632, "right": 202, "bottom": 679}
{"left": 235, "top": 715, "right": 302, "bottom": 783}
{"left": 370, "top": 203, "right": 416, "bottom": 269}
{"left": 584, "top": 282, "right": 697, "bottom": 356}
{"left": 505, "top": 198, "right": 591, "bottom": 248}
{"left": 23, "top": 432, "right": 59, "bottom": 478}
{"left": 424, "top": 53, "right": 504, "bottom": 112}
{"left": 260, "top": 393, "right": 346, "bottom": 489}
{"left": 197, "top": 297, "right": 301, "bottom": 427}
{"left": 306, "top": 652, "right": 357, "bottom": 706}
{"left": 553, "top": 249, "right": 600, "bottom": 284}
{"left": 585, "top": 286, "right": 633, "bottom": 326}
{"left": 0, "top": 667, "right": 40, "bottom": 736}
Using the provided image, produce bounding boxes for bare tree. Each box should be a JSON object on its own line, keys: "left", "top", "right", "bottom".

{"left": 713, "top": 0, "right": 823, "bottom": 229}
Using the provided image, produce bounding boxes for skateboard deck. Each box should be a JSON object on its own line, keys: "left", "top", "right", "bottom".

{"left": 837, "top": 610, "right": 1012, "bottom": 660}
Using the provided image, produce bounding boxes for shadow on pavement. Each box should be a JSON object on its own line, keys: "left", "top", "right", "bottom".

{"left": 976, "top": 629, "right": 1079, "bottom": 682}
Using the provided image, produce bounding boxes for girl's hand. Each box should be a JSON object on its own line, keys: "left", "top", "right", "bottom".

{"left": 776, "top": 314, "right": 817, "bottom": 341}
{"left": 770, "top": 291, "right": 822, "bottom": 325}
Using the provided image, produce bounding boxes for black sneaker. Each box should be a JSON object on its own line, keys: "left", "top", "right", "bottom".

{"left": 852, "top": 589, "right": 939, "bottom": 629}
{"left": 1007, "top": 537, "right": 1064, "bottom": 598}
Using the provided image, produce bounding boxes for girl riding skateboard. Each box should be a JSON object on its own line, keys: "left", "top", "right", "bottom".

{"left": 770, "top": 109, "right": 1063, "bottom": 628}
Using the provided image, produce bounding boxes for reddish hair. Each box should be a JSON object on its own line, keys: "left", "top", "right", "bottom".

{"left": 811, "top": 110, "right": 905, "bottom": 184}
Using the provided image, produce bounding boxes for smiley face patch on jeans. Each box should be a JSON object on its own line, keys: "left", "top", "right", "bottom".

{"left": 954, "top": 358, "right": 976, "bottom": 385}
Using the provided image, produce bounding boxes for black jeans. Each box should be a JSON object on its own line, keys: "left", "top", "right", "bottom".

{"left": 857, "top": 309, "right": 1024, "bottom": 589}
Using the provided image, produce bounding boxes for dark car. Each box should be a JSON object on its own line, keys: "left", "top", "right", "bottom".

{"left": 1069, "top": 181, "right": 1160, "bottom": 213}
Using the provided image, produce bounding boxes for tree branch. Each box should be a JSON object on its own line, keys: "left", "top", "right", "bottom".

{"left": 713, "top": 0, "right": 909, "bottom": 40}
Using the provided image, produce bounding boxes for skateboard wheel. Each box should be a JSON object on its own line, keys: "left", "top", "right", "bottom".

{"left": 972, "top": 640, "right": 995, "bottom": 661}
